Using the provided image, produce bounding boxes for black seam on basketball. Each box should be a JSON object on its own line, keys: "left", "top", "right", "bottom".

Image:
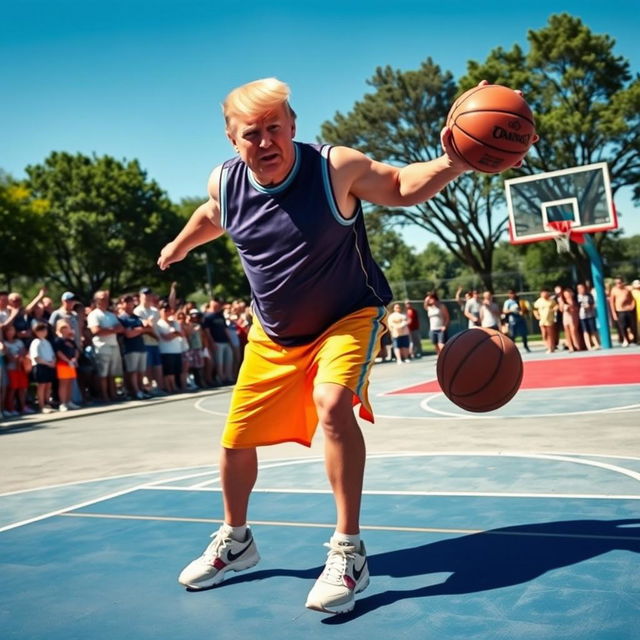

{"left": 451, "top": 123, "right": 525, "bottom": 155}
{"left": 451, "top": 85, "right": 490, "bottom": 117}
{"left": 452, "top": 333, "right": 523, "bottom": 409}
{"left": 448, "top": 134, "right": 496, "bottom": 172}
{"left": 453, "top": 109, "right": 535, "bottom": 127}
{"left": 437, "top": 329, "right": 472, "bottom": 395}
{"left": 447, "top": 332, "right": 502, "bottom": 397}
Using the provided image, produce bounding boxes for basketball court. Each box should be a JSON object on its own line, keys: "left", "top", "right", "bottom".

{"left": 2, "top": 346, "right": 639, "bottom": 639}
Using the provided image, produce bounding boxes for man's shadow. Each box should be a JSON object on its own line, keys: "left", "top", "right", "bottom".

{"left": 222, "top": 518, "right": 640, "bottom": 622}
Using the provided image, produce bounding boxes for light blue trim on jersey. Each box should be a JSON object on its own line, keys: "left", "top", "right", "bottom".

{"left": 320, "top": 145, "right": 358, "bottom": 227}
{"left": 247, "top": 143, "right": 301, "bottom": 194}
{"left": 219, "top": 166, "right": 229, "bottom": 229}
{"left": 356, "top": 306, "right": 387, "bottom": 398}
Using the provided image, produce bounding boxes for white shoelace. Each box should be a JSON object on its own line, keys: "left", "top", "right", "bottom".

{"left": 321, "top": 542, "right": 356, "bottom": 584}
{"left": 203, "top": 530, "right": 230, "bottom": 564}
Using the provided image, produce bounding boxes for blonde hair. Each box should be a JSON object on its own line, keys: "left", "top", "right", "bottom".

{"left": 222, "top": 77, "right": 296, "bottom": 128}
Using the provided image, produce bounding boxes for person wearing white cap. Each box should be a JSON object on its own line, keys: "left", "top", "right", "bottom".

{"left": 49, "top": 292, "right": 81, "bottom": 350}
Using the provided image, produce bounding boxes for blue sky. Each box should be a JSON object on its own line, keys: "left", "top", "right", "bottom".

{"left": 2, "top": 0, "right": 639, "bottom": 243}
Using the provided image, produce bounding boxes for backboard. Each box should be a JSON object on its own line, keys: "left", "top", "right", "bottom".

{"left": 505, "top": 162, "right": 617, "bottom": 244}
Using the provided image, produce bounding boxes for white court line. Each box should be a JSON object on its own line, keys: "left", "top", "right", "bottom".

{"left": 57, "top": 512, "right": 640, "bottom": 541}
{"left": 4, "top": 451, "right": 640, "bottom": 532}
{"left": 141, "top": 486, "right": 640, "bottom": 500}
{"left": 193, "top": 396, "right": 228, "bottom": 417}
{"left": 0, "top": 465, "right": 216, "bottom": 498}
{"left": 419, "top": 393, "right": 640, "bottom": 419}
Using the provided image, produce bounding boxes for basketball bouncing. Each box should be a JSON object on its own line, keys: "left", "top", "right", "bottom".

{"left": 436, "top": 328, "right": 523, "bottom": 412}
{"left": 447, "top": 84, "right": 536, "bottom": 173}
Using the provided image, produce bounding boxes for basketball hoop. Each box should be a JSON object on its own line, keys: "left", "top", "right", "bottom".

{"left": 547, "top": 220, "right": 585, "bottom": 254}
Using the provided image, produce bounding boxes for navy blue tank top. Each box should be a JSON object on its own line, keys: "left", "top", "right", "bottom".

{"left": 220, "top": 142, "right": 392, "bottom": 346}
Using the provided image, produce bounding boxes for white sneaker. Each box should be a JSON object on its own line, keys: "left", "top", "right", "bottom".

{"left": 178, "top": 526, "right": 260, "bottom": 590}
{"left": 59, "top": 404, "right": 69, "bottom": 412}
{"left": 305, "top": 539, "right": 370, "bottom": 614}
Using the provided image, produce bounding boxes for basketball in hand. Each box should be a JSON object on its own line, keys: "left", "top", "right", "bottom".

{"left": 446, "top": 84, "right": 536, "bottom": 173}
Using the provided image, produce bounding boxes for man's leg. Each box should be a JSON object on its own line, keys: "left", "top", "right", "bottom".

{"left": 314, "top": 383, "right": 364, "bottom": 534}
{"left": 178, "top": 445, "right": 259, "bottom": 590}
{"left": 306, "top": 382, "right": 369, "bottom": 614}
{"left": 220, "top": 446, "right": 258, "bottom": 526}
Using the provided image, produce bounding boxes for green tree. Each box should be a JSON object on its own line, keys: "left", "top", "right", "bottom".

{"left": 25, "top": 152, "right": 186, "bottom": 300}
{"left": 463, "top": 13, "right": 640, "bottom": 276}
{"left": 320, "top": 14, "right": 640, "bottom": 289}
{"left": 0, "top": 171, "right": 48, "bottom": 289}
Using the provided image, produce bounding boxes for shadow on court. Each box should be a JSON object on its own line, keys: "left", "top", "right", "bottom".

{"left": 220, "top": 518, "right": 640, "bottom": 622}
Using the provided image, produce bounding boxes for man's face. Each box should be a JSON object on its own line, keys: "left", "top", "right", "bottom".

{"left": 615, "top": 279, "right": 624, "bottom": 289}
{"left": 226, "top": 103, "right": 296, "bottom": 186}
{"left": 124, "top": 300, "right": 135, "bottom": 315}
{"left": 95, "top": 293, "right": 109, "bottom": 309}
{"left": 63, "top": 299, "right": 75, "bottom": 311}
{"left": 0, "top": 294, "right": 7, "bottom": 308}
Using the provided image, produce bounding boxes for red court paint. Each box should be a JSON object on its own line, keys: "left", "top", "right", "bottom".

{"left": 388, "top": 354, "right": 640, "bottom": 394}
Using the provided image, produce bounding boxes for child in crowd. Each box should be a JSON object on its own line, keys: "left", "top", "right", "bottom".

{"left": 4, "top": 324, "right": 33, "bottom": 415}
{"left": 29, "top": 322, "right": 56, "bottom": 413}
{"left": 53, "top": 320, "right": 80, "bottom": 411}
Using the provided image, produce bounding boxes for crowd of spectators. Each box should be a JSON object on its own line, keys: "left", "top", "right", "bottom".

{"left": 0, "top": 285, "right": 251, "bottom": 418}
{"left": 2, "top": 277, "right": 638, "bottom": 419}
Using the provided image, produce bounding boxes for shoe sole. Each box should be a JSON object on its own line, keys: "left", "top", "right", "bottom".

{"left": 181, "top": 553, "right": 260, "bottom": 591}
{"left": 305, "top": 575, "right": 370, "bottom": 614}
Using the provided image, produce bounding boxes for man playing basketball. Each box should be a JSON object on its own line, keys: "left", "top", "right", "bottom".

{"left": 157, "top": 77, "right": 517, "bottom": 614}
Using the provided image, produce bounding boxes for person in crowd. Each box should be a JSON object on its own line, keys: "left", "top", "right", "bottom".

{"left": 87, "top": 290, "right": 124, "bottom": 402}
{"left": 576, "top": 283, "right": 600, "bottom": 350}
{"left": 156, "top": 300, "right": 184, "bottom": 393}
{"left": 29, "top": 322, "right": 56, "bottom": 413}
{"left": 203, "top": 298, "right": 234, "bottom": 385}
{"left": 558, "top": 287, "right": 583, "bottom": 352}
{"left": 53, "top": 319, "right": 80, "bottom": 411}
{"left": 174, "top": 309, "right": 195, "bottom": 390}
{"left": 118, "top": 295, "right": 149, "bottom": 400}
{"left": 155, "top": 76, "right": 506, "bottom": 613}
{"left": 424, "top": 291, "right": 450, "bottom": 355}
{"left": 502, "top": 290, "right": 530, "bottom": 352}
{"left": 479, "top": 290, "right": 501, "bottom": 330}
{"left": 0, "top": 291, "right": 12, "bottom": 328}
{"left": 387, "top": 302, "right": 411, "bottom": 364}
{"left": 0, "top": 327, "right": 6, "bottom": 418}
{"left": 463, "top": 289, "right": 481, "bottom": 329}
{"left": 404, "top": 300, "right": 422, "bottom": 358}
{"left": 49, "top": 292, "right": 81, "bottom": 349}
{"left": 609, "top": 276, "right": 638, "bottom": 346}
{"left": 3, "top": 323, "right": 32, "bottom": 415}
{"left": 134, "top": 287, "right": 166, "bottom": 396}
{"left": 186, "top": 309, "right": 206, "bottom": 388}
{"left": 632, "top": 280, "right": 640, "bottom": 342}
{"left": 41, "top": 295, "right": 54, "bottom": 319}
{"left": 223, "top": 302, "right": 243, "bottom": 379}
{"left": 7, "top": 288, "right": 46, "bottom": 346}
{"left": 533, "top": 288, "right": 559, "bottom": 353}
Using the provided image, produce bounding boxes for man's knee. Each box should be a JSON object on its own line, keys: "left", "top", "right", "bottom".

{"left": 313, "top": 384, "right": 356, "bottom": 433}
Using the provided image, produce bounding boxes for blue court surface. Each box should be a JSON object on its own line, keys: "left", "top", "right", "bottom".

{"left": 2, "top": 452, "right": 640, "bottom": 639}
{"left": 2, "top": 349, "right": 639, "bottom": 639}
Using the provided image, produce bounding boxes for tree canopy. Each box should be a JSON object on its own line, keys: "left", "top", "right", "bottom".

{"left": 321, "top": 13, "right": 640, "bottom": 289}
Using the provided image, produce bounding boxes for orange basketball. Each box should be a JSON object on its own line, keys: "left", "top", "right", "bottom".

{"left": 436, "top": 327, "right": 523, "bottom": 412}
{"left": 446, "top": 84, "right": 536, "bottom": 173}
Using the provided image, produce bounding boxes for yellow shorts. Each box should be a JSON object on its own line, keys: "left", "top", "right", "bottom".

{"left": 221, "top": 306, "right": 388, "bottom": 449}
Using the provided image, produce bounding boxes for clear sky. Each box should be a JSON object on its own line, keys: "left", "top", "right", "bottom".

{"left": 2, "top": 0, "right": 639, "bottom": 245}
